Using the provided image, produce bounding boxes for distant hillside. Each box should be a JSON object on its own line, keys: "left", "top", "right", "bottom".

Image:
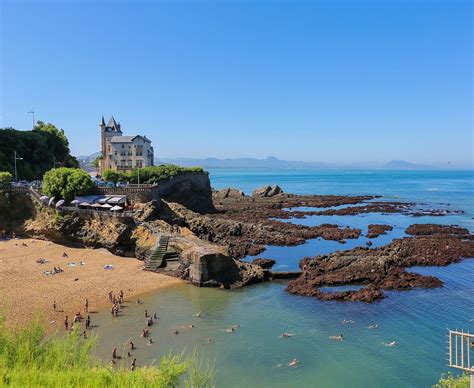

{"left": 382, "top": 160, "right": 431, "bottom": 170}
{"left": 155, "top": 156, "right": 331, "bottom": 169}
{"left": 75, "top": 152, "right": 455, "bottom": 171}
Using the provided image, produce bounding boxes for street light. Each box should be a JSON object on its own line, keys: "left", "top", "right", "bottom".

{"left": 27, "top": 109, "right": 35, "bottom": 129}
{"left": 14, "top": 150, "right": 23, "bottom": 182}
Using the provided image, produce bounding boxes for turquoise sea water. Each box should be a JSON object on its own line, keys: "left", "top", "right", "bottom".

{"left": 94, "top": 170, "right": 474, "bottom": 387}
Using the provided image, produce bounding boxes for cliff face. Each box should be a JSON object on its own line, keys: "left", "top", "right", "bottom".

{"left": 151, "top": 172, "right": 215, "bottom": 214}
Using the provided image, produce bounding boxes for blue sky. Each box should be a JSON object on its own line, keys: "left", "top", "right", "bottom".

{"left": 1, "top": 0, "right": 472, "bottom": 167}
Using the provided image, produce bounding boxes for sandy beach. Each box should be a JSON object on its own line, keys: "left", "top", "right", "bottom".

{"left": 0, "top": 238, "right": 181, "bottom": 328}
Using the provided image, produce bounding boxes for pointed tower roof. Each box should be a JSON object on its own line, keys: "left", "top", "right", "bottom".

{"left": 107, "top": 116, "right": 118, "bottom": 128}
{"left": 100, "top": 116, "right": 106, "bottom": 126}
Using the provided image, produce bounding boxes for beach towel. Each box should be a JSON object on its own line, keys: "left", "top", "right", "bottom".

{"left": 67, "top": 262, "right": 77, "bottom": 267}
{"left": 104, "top": 264, "right": 115, "bottom": 270}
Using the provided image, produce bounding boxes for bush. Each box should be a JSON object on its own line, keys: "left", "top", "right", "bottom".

{"left": 0, "top": 171, "right": 12, "bottom": 189}
{"left": 102, "top": 169, "right": 121, "bottom": 184}
{"left": 101, "top": 165, "right": 203, "bottom": 185}
{"left": 0, "top": 317, "right": 215, "bottom": 387}
{"left": 433, "top": 372, "right": 470, "bottom": 387}
{"left": 43, "top": 168, "right": 94, "bottom": 201}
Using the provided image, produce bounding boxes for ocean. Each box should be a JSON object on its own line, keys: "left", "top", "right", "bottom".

{"left": 94, "top": 169, "right": 474, "bottom": 387}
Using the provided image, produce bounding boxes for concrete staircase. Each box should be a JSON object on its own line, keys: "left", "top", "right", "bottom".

{"left": 144, "top": 235, "right": 169, "bottom": 272}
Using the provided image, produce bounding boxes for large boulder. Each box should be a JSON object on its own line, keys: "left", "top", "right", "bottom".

{"left": 213, "top": 188, "right": 245, "bottom": 202}
{"left": 252, "top": 185, "right": 283, "bottom": 198}
{"left": 251, "top": 258, "right": 276, "bottom": 269}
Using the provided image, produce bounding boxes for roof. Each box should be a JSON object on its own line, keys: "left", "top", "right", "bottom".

{"left": 110, "top": 136, "right": 135, "bottom": 143}
{"left": 110, "top": 135, "right": 151, "bottom": 144}
{"left": 106, "top": 116, "right": 121, "bottom": 132}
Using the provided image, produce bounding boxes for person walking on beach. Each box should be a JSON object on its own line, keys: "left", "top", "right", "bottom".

{"left": 85, "top": 315, "right": 91, "bottom": 329}
{"left": 64, "top": 316, "right": 68, "bottom": 330}
{"left": 131, "top": 358, "right": 136, "bottom": 371}
{"left": 53, "top": 301, "right": 56, "bottom": 311}
{"left": 112, "top": 347, "right": 117, "bottom": 360}
{"left": 84, "top": 299, "right": 89, "bottom": 313}
{"left": 129, "top": 341, "right": 135, "bottom": 351}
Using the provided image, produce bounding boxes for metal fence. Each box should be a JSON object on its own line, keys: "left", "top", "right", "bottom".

{"left": 448, "top": 330, "right": 473, "bottom": 374}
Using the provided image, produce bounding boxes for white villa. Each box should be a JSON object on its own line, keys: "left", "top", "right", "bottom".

{"left": 99, "top": 116, "right": 154, "bottom": 174}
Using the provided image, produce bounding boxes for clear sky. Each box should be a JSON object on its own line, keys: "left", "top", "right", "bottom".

{"left": 1, "top": 0, "right": 472, "bottom": 167}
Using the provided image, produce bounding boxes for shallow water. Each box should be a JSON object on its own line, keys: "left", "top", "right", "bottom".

{"left": 93, "top": 170, "right": 473, "bottom": 386}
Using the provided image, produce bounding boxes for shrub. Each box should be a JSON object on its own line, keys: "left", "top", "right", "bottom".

{"left": 43, "top": 168, "right": 94, "bottom": 201}
{"left": 0, "top": 171, "right": 12, "bottom": 189}
{"left": 433, "top": 372, "right": 470, "bottom": 388}
{"left": 102, "top": 169, "right": 121, "bottom": 184}
{"left": 99, "top": 165, "right": 203, "bottom": 185}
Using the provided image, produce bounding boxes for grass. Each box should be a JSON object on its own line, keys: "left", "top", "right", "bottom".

{"left": 0, "top": 317, "right": 214, "bottom": 387}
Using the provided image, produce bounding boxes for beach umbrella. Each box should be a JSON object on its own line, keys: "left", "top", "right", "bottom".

{"left": 48, "top": 197, "right": 56, "bottom": 206}
{"left": 79, "top": 202, "right": 91, "bottom": 207}
{"left": 71, "top": 199, "right": 80, "bottom": 205}
{"left": 110, "top": 205, "right": 123, "bottom": 211}
{"left": 55, "top": 199, "right": 65, "bottom": 208}
{"left": 91, "top": 203, "right": 103, "bottom": 208}
{"left": 102, "top": 203, "right": 113, "bottom": 209}
{"left": 40, "top": 195, "right": 49, "bottom": 201}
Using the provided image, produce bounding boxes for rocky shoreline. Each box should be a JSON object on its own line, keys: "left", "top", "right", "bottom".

{"left": 286, "top": 224, "right": 474, "bottom": 302}
{"left": 8, "top": 182, "right": 473, "bottom": 300}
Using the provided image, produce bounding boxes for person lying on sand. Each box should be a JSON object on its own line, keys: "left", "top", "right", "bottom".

{"left": 288, "top": 358, "right": 299, "bottom": 367}
{"left": 368, "top": 324, "right": 378, "bottom": 329}
{"left": 329, "top": 334, "right": 343, "bottom": 341}
{"left": 384, "top": 341, "right": 397, "bottom": 347}
{"left": 63, "top": 252, "right": 68, "bottom": 258}
{"left": 147, "top": 339, "right": 153, "bottom": 345}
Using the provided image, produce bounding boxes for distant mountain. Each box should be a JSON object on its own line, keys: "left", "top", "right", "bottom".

{"left": 382, "top": 160, "right": 431, "bottom": 170}
{"left": 155, "top": 156, "right": 332, "bottom": 169}
{"left": 76, "top": 151, "right": 100, "bottom": 172}
{"left": 74, "top": 152, "right": 455, "bottom": 171}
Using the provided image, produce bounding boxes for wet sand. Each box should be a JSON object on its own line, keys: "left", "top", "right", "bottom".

{"left": 0, "top": 238, "right": 180, "bottom": 328}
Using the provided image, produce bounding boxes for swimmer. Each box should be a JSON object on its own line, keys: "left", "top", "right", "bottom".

{"left": 329, "top": 334, "right": 344, "bottom": 341}
{"left": 368, "top": 324, "right": 378, "bottom": 329}
{"left": 384, "top": 341, "right": 397, "bottom": 347}
{"left": 288, "top": 358, "right": 299, "bottom": 367}
{"left": 206, "top": 338, "right": 213, "bottom": 343}
{"left": 173, "top": 330, "right": 179, "bottom": 335}
{"left": 280, "top": 332, "right": 294, "bottom": 338}
{"left": 342, "top": 319, "right": 355, "bottom": 324}
{"left": 225, "top": 328, "right": 235, "bottom": 333}
{"left": 232, "top": 324, "right": 240, "bottom": 329}
{"left": 193, "top": 312, "right": 201, "bottom": 318}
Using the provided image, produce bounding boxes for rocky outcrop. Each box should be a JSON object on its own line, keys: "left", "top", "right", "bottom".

{"left": 173, "top": 235, "right": 270, "bottom": 288}
{"left": 367, "top": 224, "right": 393, "bottom": 238}
{"left": 213, "top": 188, "right": 245, "bottom": 202}
{"left": 252, "top": 185, "right": 284, "bottom": 198}
{"left": 405, "top": 224, "right": 469, "bottom": 236}
{"left": 151, "top": 172, "right": 215, "bottom": 214}
{"left": 24, "top": 206, "right": 137, "bottom": 256}
{"left": 286, "top": 224, "right": 474, "bottom": 302}
{"left": 251, "top": 258, "right": 276, "bottom": 269}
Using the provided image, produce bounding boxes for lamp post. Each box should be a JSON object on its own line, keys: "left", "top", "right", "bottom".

{"left": 14, "top": 150, "right": 23, "bottom": 182}
{"left": 137, "top": 167, "right": 140, "bottom": 188}
{"left": 27, "top": 109, "right": 35, "bottom": 129}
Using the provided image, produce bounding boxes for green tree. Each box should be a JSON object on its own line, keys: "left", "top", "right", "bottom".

{"left": 102, "top": 169, "right": 121, "bottom": 184}
{"left": 0, "top": 171, "right": 12, "bottom": 188}
{"left": 0, "top": 123, "right": 79, "bottom": 180}
{"left": 43, "top": 168, "right": 94, "bottom": 201}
